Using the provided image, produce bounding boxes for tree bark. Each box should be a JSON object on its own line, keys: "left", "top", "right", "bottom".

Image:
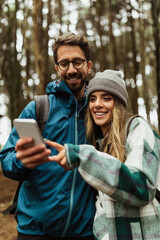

{"left": 107, "top": 0, "right": 118, "bottom": 69}
{"left": 151, "top": 0, "right": 160, "bottom": 131}
{"left": 2, "top": 1, "right": 25, "bottom": 126}
{"left": 32, "top": 0, "right": 51, "bottom": 94}
{"left": 128, "top": 0, "right": 139, "bottom": 114}
{"left": 96, "top": 0, "right": 106, "bottom": 71}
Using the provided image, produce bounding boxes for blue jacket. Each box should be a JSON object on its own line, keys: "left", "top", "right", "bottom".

{"left": 0, "top": 80, "right": 96, "bottom": 237}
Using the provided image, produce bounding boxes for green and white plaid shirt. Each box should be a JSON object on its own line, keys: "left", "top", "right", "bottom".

{"left": 65, "top": 117, "right": 160, "bottom": 240}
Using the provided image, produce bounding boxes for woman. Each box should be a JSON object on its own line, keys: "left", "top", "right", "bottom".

{"left": 46, "top": 70, "right": 160, "bottom": 240}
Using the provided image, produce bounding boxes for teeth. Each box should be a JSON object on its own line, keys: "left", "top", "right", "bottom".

{"left": 95, "top": 112, "right": 105, "bottom": 116}
{"left": 68, "top": 78, "right": 78, "bottom": 81}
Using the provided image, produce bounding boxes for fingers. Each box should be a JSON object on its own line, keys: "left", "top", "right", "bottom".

{"left": 16, "top": 144, "right": 46, "bottom": 160}
{"left": 44, "top": 139, "right": 64, "bottom": 152}
{"left": 48, "top": 149, "right": 65, "bottom": 161}
{"left": 32, "top": 139, "right": 70, "bottom": 171}
{"left": 15, "top": 137, "right": 51, "bottom": 169}
{"left": 15, "top": 137, "right": 33, "bottom": 151}
{"left": 60, "top": 156, "right": 67, "bottom": 166}
{"left": 48, "top": 149, "right": 70, "bottom": 171}
{"left": 20, "top": 149, "right": 51, "bottom": 169}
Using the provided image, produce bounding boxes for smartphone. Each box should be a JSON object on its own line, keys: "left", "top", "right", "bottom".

{"left": 14, "top": 119, "right": 44, "bottom": 148}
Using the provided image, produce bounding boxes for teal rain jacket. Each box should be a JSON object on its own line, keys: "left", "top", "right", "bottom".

{"left": 0, "top": 80, "right": 96, "bottom": 237}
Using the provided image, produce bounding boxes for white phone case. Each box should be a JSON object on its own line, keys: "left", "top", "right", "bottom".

{"left": 14, "top": 119, "right": 44, "bottom": 147}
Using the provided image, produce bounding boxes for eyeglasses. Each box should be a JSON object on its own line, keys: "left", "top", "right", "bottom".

{"left": 57, "top": 58, "right": 87, "bottom": 71}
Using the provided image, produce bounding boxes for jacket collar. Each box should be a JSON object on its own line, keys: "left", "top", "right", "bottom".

{"left": 46, "top": 80, "right": 73, "bottom": 95}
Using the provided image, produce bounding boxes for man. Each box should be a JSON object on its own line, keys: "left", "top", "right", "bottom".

{"left": 0, "top": 33, "right": 96, "bottom": 240}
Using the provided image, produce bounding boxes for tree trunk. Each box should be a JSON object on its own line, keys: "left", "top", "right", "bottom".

{"left": 128, "top": 0, "right": 139, "bottom": 114}
{"left": 107, "top": 0, "right": 118, "bottom": 69}
{"left": 2, "top": 1, "right": 25, "bottom": 126}
{"left": 139, "top": 4, "right": 150, "bottom": 122}
{"left": 96, "top": 0, "right": 106, "bottom": 71}
{"left": 151, "top": 0, "right": 160, "bottom": 131}
{"left": 32, "top": 0, "right": 50, "bottom": 94}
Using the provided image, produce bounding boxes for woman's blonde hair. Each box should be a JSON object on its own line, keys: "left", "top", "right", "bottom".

{"left": 85, "top": 98, "right": 131, "bottom": 163}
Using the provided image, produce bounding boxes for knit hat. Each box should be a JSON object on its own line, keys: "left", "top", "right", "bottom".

{"left": 87, "top": 69, "right": 128, "bottom": 107}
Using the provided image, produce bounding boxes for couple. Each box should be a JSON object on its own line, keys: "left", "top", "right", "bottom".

{"left": 1, "top": 32, "right": 160, "bottom": 240}
{"left": 46, "top": 69, "right": 160, "bottom": 240}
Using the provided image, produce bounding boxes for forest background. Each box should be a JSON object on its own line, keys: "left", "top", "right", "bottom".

{"left": 0, "top": 0, "right": 160, "bottom": 239}
{"left": 0, "top": 0, "right": 160, "bottom": 149}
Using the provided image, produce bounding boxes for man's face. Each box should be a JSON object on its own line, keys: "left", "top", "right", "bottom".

{"left": 55, "top": 45, "right": 92, "bottom": 99}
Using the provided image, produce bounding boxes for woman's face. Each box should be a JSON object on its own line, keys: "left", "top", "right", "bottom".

{"left": 89, "top": 91, "right": 114, "bottom": 135}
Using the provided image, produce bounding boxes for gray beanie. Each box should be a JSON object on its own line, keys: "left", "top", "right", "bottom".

{"left": 87, "top": 69, "right": 128, "bottom": 107}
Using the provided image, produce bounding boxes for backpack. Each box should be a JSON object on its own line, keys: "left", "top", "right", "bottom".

{"left": 126, "top": 115, "right": 160, "bottom": 202}
{"left": 2, "top": 95, "right": 49, "bottom": 218}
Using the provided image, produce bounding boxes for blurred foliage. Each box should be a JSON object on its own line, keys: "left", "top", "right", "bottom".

{"left": 0, "top": 0, "right": 159, "bottom": 130}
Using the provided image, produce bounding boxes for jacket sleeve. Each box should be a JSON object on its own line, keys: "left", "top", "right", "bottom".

{"left": 65, "top": 117, "right": 160, "bottom": 207}
{"left": 0, "top": 101, "right": 36, "bottom": 181}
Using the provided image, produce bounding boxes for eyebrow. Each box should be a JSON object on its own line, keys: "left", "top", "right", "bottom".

{"left": 59, "top": 57, "right": 83, "bottom": 62}
{"left": 90, "top": 93, "right": 112, "bottom": 97}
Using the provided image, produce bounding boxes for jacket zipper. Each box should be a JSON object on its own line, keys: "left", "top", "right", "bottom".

{"left": 61, "top": 99, "right": 78, "bottom": 237}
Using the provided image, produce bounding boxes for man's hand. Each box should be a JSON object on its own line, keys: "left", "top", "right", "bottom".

{"left": 15, "top": 137, "right": 51, "bottom": 169}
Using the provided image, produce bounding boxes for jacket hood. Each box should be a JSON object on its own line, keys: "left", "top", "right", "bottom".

{"left": 46, "top": 80, "right": 73, "bottom": 95}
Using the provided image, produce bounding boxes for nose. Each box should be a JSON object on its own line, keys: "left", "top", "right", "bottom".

{"left": 94, "top": 98, "right": 103, "bottom": 107}
{"left": 67, "top": 62, "right": 77, "bottom": 74}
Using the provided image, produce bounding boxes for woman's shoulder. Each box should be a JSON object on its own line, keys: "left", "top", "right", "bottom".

{"left": 127, "top": 115, "right": 152, "bottom": 134}
{"left": 126, "top": 115, "right": 158, "bottom": 143}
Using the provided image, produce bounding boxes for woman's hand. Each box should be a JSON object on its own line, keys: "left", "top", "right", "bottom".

{"left": 45, "top": 139, "right": 69, "bottom": 170}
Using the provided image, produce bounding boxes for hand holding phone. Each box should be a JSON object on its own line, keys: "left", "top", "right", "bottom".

{"left": 14, "top": 119, "right": 51, "bottom": 169}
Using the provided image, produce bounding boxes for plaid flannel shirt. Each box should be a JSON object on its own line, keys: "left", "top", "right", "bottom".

{"left": 65, "top": 117, "right": 160, "bottom": 240}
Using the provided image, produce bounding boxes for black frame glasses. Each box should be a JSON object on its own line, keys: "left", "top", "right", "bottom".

{"left": 57, "top": 58, "right": 87, "bottom": 71}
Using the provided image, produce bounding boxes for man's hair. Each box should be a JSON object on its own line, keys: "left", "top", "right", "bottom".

{"left": 52, "top": 32, "right": 91, "bottom": 64}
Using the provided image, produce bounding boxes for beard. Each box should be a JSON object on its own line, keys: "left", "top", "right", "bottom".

{"left": 64, "top": 72, "right": 87, "bottom": 93}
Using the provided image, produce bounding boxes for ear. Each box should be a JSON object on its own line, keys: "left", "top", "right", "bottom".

{"left": 55, "top": 65, "right": 60, "bottom": 76}
{"left": 55, "top": 65, "right": 58, "bottom": 72}
{"left": 87, "top": 61, "right": 92, "bottom": 74}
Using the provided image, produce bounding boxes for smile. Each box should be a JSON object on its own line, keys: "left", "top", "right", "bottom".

{"left": 95, "top": 112, "right": 106, "bottom": 116}
{"left": 67, "top": 78, "right": 79, "bottom": 81}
